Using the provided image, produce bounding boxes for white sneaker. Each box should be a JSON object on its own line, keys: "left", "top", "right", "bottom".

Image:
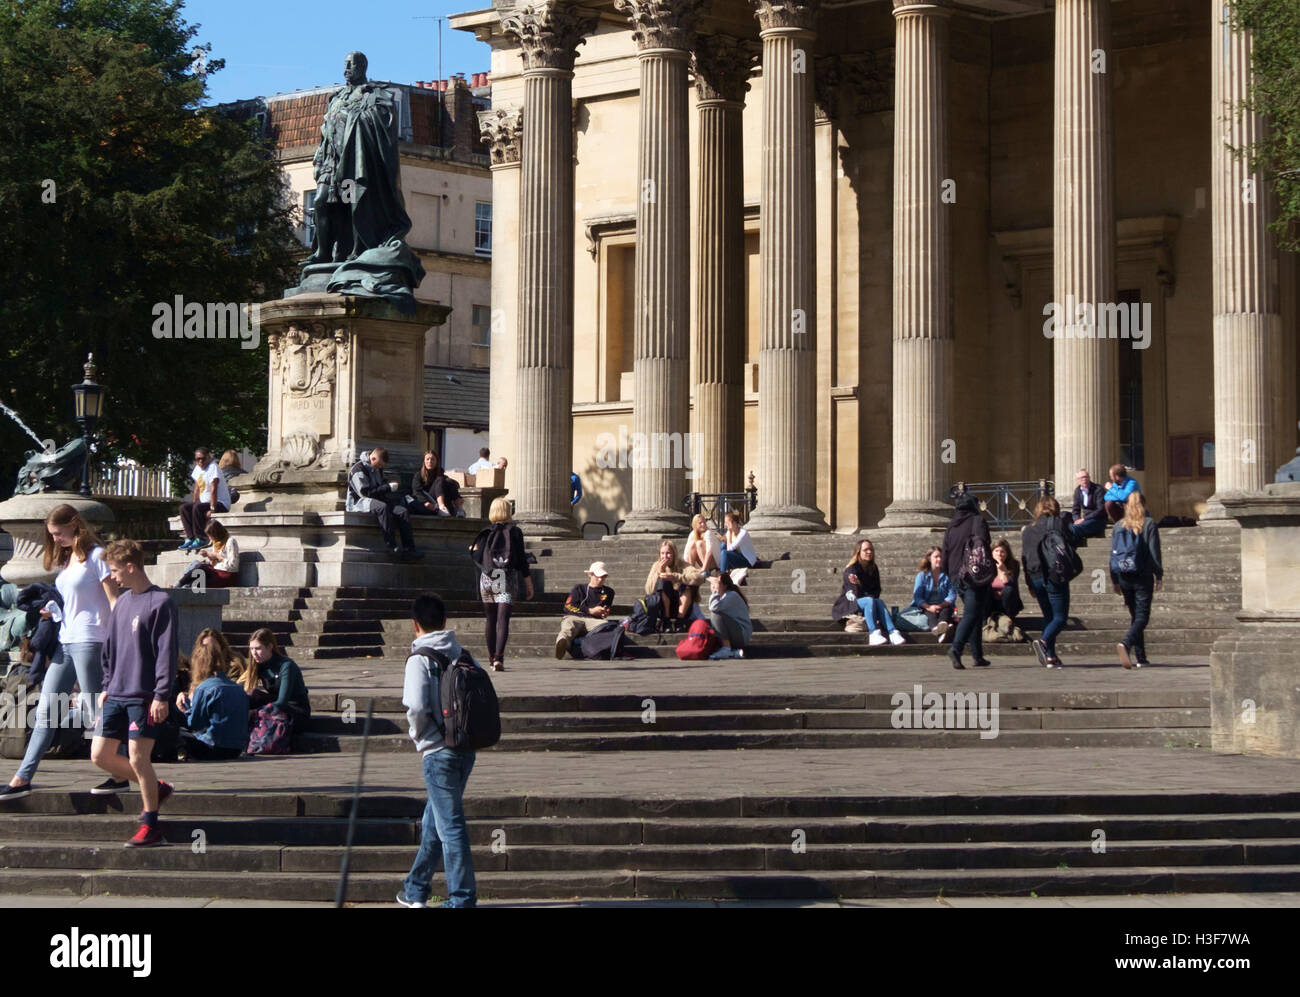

{"left": 934, "top": 621, "right": 950, "bottom": 643}
{"left": 889, "top": 631, "right": 906, "bottom": 646}
{"left": 708, "top": 647, "right": 734, "bottom": 660}
{"left": 868, "top": 630, "right": 886, "bottom": 646}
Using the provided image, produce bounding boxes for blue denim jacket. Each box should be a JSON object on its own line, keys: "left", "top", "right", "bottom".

{"left": 911, "top": 570, "right": 955, "bottom": 609}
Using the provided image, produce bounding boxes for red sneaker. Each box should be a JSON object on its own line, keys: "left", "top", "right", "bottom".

{"left": 125, "top": 823, "right": 163, "bottom": 848}
{"left": 156, "top": 780, "right": 174, "bottom": 810}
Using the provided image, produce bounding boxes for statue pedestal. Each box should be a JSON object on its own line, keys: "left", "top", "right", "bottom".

{"left": 1211, "top": 482, "right": 1300, "bottom": 757}
{"left": 156, "top": 292, "right": 493, "bottom": 592}
{"left": 0, "top": 492, "right": 114, "bottom": 586}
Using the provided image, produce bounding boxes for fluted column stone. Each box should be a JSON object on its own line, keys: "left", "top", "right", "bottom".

{"left": 878, "top": 0, "right": 953, "bottom": 529}
{"left": 692, "top": 34, "right": 753, "bottom": 497}
{"left": 615, "top": 0, "right": 703, "bottom": 534}
{"left": 502, "top": 3, "right": 595, "bottom": 536}
{"left": 1051, "top": 0, "right": 1118, "bottom": 496}
{"left": 478, "top": 107, "right": 524, "bottom": 472}
{"left": 1204, "top": 2, "right": 1280, "bottom": 521}
{"left": 746, "top": 0, "right": 827, "bottom": 532}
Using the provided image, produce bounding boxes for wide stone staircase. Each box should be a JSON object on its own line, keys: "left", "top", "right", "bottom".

{"left": 1, "top": 523, "right": 1281, "bottom": 904}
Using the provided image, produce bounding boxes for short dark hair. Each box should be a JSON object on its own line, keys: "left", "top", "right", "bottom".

{"left": 479, "top": 447, "right": 490, "bottom": 459}
{"left": 411, "top": 594, "right": 446, "bottom": 632}
{"left": 371, "top": 446, "right": 389, "bottom": 464}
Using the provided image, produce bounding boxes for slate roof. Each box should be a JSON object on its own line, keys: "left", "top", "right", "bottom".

{"left": 424, "top": 366, "right": 489, "bottom": 429}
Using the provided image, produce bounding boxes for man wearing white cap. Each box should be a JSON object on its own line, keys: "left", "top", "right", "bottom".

{"left": 555, "top": 562, "right": 616, "bottom": 658}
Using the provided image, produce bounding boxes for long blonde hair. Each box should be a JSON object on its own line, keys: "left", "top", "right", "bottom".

{"left": 1121, "top": 491, "right": 1148, "bottom": 535}
{"left": 42, "top": 504, "right": 103, "bottom": 572}
{"left": 653, "top": 539, "right": 682, "bottom": 573}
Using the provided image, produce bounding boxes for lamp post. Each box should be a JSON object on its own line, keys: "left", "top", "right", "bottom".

{"left": 72, "top": 354, "right": 105, "bottom": 497}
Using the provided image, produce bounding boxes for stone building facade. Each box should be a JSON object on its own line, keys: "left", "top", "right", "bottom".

{"left": 455, "top": 0, "right": 1298, "bottom": 533}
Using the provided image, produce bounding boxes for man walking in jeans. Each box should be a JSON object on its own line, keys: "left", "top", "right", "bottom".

{"left": 398, "top": 594, "right": 478, "bottom": 908}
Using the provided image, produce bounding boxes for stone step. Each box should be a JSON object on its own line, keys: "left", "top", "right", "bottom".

{"left": 6, "top": 811, "right": 1297, "bottom": 847}
{"left": 3, "top": 837, "right": 1297, "bottom": 875}
{"left": 291, "top": 727, "right": 1209, "bottom": 753}
{"left": 1, "top": 864, "right": 1296, "bottom": 902}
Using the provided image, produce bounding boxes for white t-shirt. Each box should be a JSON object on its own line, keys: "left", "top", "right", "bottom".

{"left": 55, "top": 545, "right": 113, "bottom": 645}
{"left": 466, "top": 458, "right": 493, "bottom": 476}
{"left": 726, "top": 527, "right": 757, "bottom": 565}
{"left": 193, "top": 460, "right": 231, "bottom": 508}
{"left": 212, "top": 537, "right": 240, "bottom": 573}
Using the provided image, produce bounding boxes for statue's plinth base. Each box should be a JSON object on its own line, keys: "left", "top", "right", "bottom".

{"left": 156, "top": 509, "right": 488, "bottom": 591}
{"left": 283, "top": 262, "right": 342, "bottom": 298}
{"left": 1211, "top": 482, "right": 1300, "bottom": 758}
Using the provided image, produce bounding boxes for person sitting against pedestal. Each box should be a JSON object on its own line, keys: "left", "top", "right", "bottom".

{"left": 1069, "top": 468, "right": 1108, "bottom": 543}
{"left": 432, "top": 458, "right": 467, "bottom": 517}
{"left": 707, "top": 572, "right": 752, "bottom": 660}
{"left": 896, "top": 547, "right": 956, "bottom": 639}
{"left": 466, "top": 448, "right": 493, "bottom": 477}
{"left": 177, "top": 447, "right": 230, "bottom": 551}
{"left": 554, "top": 562, "right": 615, "bottom": 659}
{"left": 175, "top": 520, "right": 240, "bottom": 589}
{"left": 832, "top": 538, "right": 906, "bottom": 646}
{"left": 218, "top": 450, "right": 243, "bottom": 508}
{"left": 175, "top": 643, "right": 249, "bottom": 761}
{"left": 407, "top": 451, "right": 441, "bottom": 517}
{"left": 348, "top": 447, "right": 421, "bottom": 559}
{"left": 1103, "top": 463, "right": 1141, "bottom": 524}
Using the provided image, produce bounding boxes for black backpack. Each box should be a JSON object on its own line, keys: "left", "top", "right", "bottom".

{"left": 1110, "top": 525, "right": 1147, "bottom": 578}
{"left": 471, "top": 524, "right": 512, "bottom": 575}
{"left": 960, "top": 534, "right": 996, "bottom": 586}
{"left": 622, "top": 593, "right": 661, "bottom": 636}
{"left": 417, "top": 649, "right": 501, "bottom": 751}
{"left": 0, "top": 665, "right": 90, "bottom": 761}
{"left": 1040, "top": 529, "right": 1084, "bottom": 585}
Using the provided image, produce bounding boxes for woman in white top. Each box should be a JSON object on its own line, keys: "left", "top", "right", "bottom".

{"left": 197, "top": 520, "right": 240, "bottom": 587}
{"left": 2, "top": 505, "right": 120, "bottom": 800}
{"left": 720, "top": 508, "right": 758, "bottom": 575}
{"left": 683, "top": 514, "right": 721, "bottom": 574}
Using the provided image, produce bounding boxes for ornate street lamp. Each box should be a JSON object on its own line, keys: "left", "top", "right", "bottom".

{"left": 72, "top": 354, "right": 105, "bottom": 497}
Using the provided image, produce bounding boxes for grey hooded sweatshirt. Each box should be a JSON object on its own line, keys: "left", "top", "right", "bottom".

{"left": 403, "top": 629, "right": 481, "bottom": 756}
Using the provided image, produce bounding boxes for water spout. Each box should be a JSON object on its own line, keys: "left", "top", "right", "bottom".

{"left": 0, "top": 401, "right": 51, "bottom": 452}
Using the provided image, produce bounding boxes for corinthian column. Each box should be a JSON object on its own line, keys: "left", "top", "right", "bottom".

{"left": 746, "top": 0, "right": 827, "bottom": 532}
{"left": 691, "top": 34, "right": 753, "bottom": 497}
{"left": 1204, "top": 2, "right": 1279, "bottom": 521}
{"left": 1052, "top": 0, "right": 1118, "bottom": 497}
{"left": 614, "top": 0, "right": 702, "bottom": 534}
{"left": 879, "top": 0, "right": 953, "bottom": 529}
{"left": 478, "top": 106, "right": 524, "bottom": 473}
{"left": 502, "top": 3, "right": 595, "bottom": 536}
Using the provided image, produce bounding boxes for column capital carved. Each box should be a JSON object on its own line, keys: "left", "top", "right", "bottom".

{"left": 813, "top": 49, "right": 893, "bottom": 120}
{"left": 692, "top": 34, "right": 756, "bottom": 103}
{"left": 613, "top": 0, "right": 705, "bottom": 51}
{"left": 751, "top": 0, "right": 818, "bottom": 33}
{"left": 502, "top": 2, "right": 599, "bottom": 72}
{"left": 478, "top": 106, "right": 524, "bottom": 165}
{"left": 892, "top": 0, "right": 952, "bottom": 14}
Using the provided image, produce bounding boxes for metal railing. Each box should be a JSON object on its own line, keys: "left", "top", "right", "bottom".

{"left": 682, "top": 487, "right": 758, "bottom": 530}
{"left": 91, "top": 460, "right": 175, "bottom": 500}
{"left": 951, "top": 479, "right": 1054, "bottom": 530}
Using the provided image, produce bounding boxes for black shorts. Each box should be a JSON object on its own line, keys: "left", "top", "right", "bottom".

{"left": 99, "top": 698, "right": 160, "bottom": 742}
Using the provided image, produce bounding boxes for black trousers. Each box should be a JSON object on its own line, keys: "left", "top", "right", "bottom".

{"left": 483, "top": 603, "right": 512, "bottom": 662}
{"left": 369, "top": 495, "right": 413, "bottom": 548}
{"left": 179, "top": 501, "right": 228, "bottom": 539}
{"left": 1119, "top": 576, "right": 1155, "bottom": 661}
{"left": 952, "top": 583, "right": 992, "bottom": 660}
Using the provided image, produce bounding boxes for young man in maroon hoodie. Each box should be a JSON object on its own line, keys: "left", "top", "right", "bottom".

{"left": 90, "top": 539, "right": 178, "bottom": 847}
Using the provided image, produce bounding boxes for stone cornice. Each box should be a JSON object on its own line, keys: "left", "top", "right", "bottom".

{"left": 751, "top": 0, "right": 818, "bottom": 32}
{"left": 478, "top": 106, "right": 524, "bottom": 166}
{"left": 501, "top": 2, "right": 600, "bottom": 73}
{"left": 692, "top": 34, "right": 756, "bottom": 103}
{"left": 613, "top": 0, "right": 706, "bottom": 51}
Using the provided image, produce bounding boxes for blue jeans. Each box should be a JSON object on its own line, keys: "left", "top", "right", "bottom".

{"left": 1119, "top": 576, "right": 1155, "bottom": 661}
{"left": 856, "top": 597, "right": 896, "bottom": 633}
{"left": 1029, "top": 578, "right": 1070, "bottom": 657}
{"left": 16, "top": 641, "right": 102, "bottom": 784}
{"left": 952, "top": 584, "right": 992, "bottom": 659}
{"left": 720, "top": 549, "right": 753, "bottom": 572}
{"left": 1068, "top": 516, "right": 1106, "bottom": 542}
{"left": 403, "top": 747, "right": 476, "bottom": 907}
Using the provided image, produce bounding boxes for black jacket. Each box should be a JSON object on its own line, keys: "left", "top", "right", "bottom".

{"left": 1071, "top": 482, "right": 1107, "bottom": 524}
{"left": 1110, "top": 515, "right": 1164, "bottom": 583}
{"left": 942, "top": 509, "right": 992, "bottom": 588}
{"left": 831, "top": 562, "right": 881, "bottom": 620}
{"left": 565, "top": 584, "right": 614, "bottom": 617}
{"left": 16, "top": 583, "right": 62, "bottom": 677}
{"left": 1021, "top": 512, "right": 1075, "bottom": 583}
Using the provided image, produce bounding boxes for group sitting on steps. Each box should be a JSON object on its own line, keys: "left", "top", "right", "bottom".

{"left": 828, "top": 467, "right": 1163, "bottom": 670}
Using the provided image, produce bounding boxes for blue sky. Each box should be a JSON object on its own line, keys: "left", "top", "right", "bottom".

{"left": 181, "top": 0, "right": 494, "bottom": 104}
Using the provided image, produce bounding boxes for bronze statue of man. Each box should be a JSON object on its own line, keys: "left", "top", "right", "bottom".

{"left": 298, "top": 51, "right": 425, "bottom": 311}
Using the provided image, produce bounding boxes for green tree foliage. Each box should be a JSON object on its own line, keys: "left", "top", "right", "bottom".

{"left": 0, "top": 0, "right": 300, "bottom": 494}
{"left": 1232, "top": 0, "right": 1300, "bottom": 251}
